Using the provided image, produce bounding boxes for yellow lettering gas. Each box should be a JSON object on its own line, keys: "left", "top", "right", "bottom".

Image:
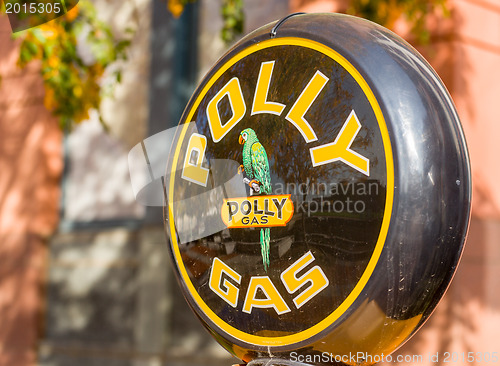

{"left": 242, "top": 276, "right": 291, "bottom": 315}
{"left": 280, "top": 251, "right": 329, "bottom": 309}
{"left": 209, "top": 257, "right": 241, "bottom": 308}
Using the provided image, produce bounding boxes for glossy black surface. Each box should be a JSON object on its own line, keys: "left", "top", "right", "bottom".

{"left": 164, "top": 13, "right": 471, "bottom": 365}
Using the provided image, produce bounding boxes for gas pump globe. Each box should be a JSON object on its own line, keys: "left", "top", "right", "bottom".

{"left": 163, "top": 13, "right": 471, "bottom": 366}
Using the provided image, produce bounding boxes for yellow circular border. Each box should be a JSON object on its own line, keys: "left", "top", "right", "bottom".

{"left": 168, "top": 37, "right": 394, "bottom": 346}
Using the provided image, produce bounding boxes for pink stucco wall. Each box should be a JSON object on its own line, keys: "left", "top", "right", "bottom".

{"left": 0, "top": 15, "right": 63, "bottom": 366}
{"left": 451, "top": 0, "right": 500, "bottom": 219}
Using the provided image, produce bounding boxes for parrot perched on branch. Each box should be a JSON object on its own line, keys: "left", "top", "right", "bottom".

{"left": 238, "top": 128, "right": 272, "bottom": 270}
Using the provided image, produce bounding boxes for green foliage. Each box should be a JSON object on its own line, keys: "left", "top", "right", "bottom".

{"left": 168, "top": 0, "right": 244, "bottom": 44}
{"left": 221, "top": 0, "right": 244, "bottom": 44}
{"left": 12, "top": 0, "right": 132, "bottom": 130}
{"left": 346, "top": 0, "right": 450, "bottom": 43}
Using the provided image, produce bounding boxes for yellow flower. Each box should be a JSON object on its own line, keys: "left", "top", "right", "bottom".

{"left": 73, "top": 85, "right": 83, "bottom": 98}
{"left": 168, "top": 0, "right": 184, "bottom": 18}
{"left": 40, "top": 23, "right": 58, "bottom": 40}
{"left": 44, "top": 86, "right": 57, "bottom": 110}
{"left": 65, "top": 6, "right": 79, "bottom": 22}
{"left": 47, "top": 54, "right": 60, "bottom": 68}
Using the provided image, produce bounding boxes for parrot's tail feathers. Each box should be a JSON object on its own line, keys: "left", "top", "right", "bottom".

{"left": 260, "top": 228, "right": 271, "bottom": 271}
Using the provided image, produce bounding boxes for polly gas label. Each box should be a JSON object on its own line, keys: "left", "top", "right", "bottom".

{"left": 221, "top": 195, "right": 294, "bottom": 228}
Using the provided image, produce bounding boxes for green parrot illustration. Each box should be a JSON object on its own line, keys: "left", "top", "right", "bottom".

{"left": 238, "top": 128, "right": 272, "bottom": 270}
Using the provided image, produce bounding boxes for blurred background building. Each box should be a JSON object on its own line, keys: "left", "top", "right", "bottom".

{"left": 0, "top": 0, "right": 499, "bottom": 365}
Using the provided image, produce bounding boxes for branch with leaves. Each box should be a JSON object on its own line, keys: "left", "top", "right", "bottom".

{"left": 346, "top": 0, "right": 449, "bottom": 43}
{"left": 168, "top": 0, "right": 244, "bottom": 44}
{"left": 11, "top": 0, "right": 132, "bottom": 130}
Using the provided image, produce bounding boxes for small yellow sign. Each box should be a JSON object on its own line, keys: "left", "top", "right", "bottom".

{"left": 221, "top": 194, "right": 294, "bottom": 228}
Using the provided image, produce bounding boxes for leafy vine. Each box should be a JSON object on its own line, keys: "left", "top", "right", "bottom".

{"left": 6, "top": 0, "right": 131, "bottom": 130}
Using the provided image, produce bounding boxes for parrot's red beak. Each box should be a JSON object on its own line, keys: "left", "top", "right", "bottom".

{"left": 239, "top": 135, "right": 244, "bottom": 145}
